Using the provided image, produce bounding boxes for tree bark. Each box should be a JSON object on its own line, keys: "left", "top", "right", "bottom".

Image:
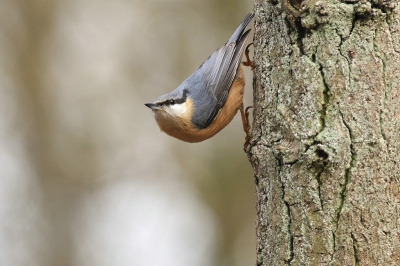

{"left": 248, "top": 0, "right": 400, "bottom": 265}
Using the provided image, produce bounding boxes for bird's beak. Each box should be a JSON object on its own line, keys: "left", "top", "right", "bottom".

{"left": 145, "top": 103, "right": 161, "bottom": 110}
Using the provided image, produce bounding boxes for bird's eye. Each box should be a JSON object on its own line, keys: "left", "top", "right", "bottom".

{"left": 170, "top": 99, "right": 175, "bottom": 105}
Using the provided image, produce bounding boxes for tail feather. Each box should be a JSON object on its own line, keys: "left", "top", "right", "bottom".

{"left": 227, "top": 13, "right": 254, "bottom": 44}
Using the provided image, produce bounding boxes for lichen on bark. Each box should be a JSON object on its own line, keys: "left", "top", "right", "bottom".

{"left": 249, "top": 0, "right": 400, "bottom": 265}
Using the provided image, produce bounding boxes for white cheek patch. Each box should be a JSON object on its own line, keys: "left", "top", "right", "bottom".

{"left": 165, "top": 103, "right": 188, "bottom": 117}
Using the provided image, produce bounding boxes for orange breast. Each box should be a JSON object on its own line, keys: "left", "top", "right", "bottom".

{"left": 156, "top": 66, "right": 245, "bottom": 143}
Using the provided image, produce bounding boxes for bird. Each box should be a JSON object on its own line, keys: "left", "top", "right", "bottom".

{"left": 145, "top": 13, "right": 254, "bottom": 148}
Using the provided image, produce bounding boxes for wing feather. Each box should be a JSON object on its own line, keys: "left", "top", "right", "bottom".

{"left": 188, "top": 13, "right": 254, "bottom": 129}
{"left": 200, "top": 29, "right": 251, "bottom": 127}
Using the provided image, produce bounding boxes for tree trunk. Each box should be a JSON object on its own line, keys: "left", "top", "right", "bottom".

{"left": 248, "top": 0, "right": 400, "bottom": 265}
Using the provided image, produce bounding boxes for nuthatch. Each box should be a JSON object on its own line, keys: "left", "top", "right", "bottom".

{"left": 145, "top": 13, "right": 254, "bottom": 148}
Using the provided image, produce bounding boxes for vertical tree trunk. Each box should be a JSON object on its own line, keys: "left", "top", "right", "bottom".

{"left": 248, "top": 0, "right": 400, "bottom": 265}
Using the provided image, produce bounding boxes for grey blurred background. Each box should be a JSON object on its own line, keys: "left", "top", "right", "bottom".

{"left": 0, "top": 0, "right": 255, "bottom": 265}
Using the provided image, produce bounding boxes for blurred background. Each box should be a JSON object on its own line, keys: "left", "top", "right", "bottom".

{"left": 0, "top": 0, "right": 255, "bottom": 265}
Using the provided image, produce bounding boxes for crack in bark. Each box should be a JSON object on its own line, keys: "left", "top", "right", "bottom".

{"left": 337, "top": 110, "right": 355, "bottom": 220}
{"left": 328, "top": 20, "right": 356, "bottom": 263}
{"left": 335, "top": 109, "right": 357, "bottom": 249}
{"left": 349, "top": 13, "right": 358, "bottom": 37}
{"left": 331, "top": 109, "right": 356, "bottom": 262}
{"left": 315, "top": 167, "right": 325, "bottom": 211}
{"left": 351, "top": 232, "right": 360, "bottom": 265}
{"left": 277, "top": 158, "right": 294, "bottom": 265}
{"left": 318, "top": 63, "right": 330, "bottom": 132}
{"left": 285, "top": 199, "right": 294, "bottom": 265}
{"left": 331, "top": 231, "right": 336, "bottom": 262}
{"left": 336, "top": 28, "right": 352, "bottom": 84}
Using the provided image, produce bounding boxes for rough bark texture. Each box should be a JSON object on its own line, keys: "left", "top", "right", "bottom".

{"left": 248, "top": 0, "right": 400, "bottom": 265}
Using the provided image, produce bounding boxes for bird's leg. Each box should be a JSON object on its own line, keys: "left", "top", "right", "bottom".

{"left": 240, "top": 104, "right": 253, "bottom": 151}
{"left": 242, "top": 43, "right": 254, "bottom": 70}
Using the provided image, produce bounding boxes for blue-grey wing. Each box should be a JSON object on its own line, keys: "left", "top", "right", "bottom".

{"left": 200, "top": 30, "right": 251, "bottom": 128}
{"left": 188, "top": 13, "right": 253, "bottom": 129}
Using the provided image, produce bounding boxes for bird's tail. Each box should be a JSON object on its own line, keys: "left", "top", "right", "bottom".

{"left": 227, "top": 13, "right": 254, "bottom": 44}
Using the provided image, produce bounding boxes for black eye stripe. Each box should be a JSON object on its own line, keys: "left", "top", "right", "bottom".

{"left": 159, "top": 90, "right": 189, "bottom": 106}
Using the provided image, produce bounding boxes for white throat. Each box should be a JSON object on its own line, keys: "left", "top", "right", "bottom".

{"left": 164, "top": 102, "right": 188, "bottom": 118}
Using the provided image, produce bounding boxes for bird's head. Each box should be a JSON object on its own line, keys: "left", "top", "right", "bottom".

{"left": 145, "top": 89, "right": 194, "bottom": 130}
